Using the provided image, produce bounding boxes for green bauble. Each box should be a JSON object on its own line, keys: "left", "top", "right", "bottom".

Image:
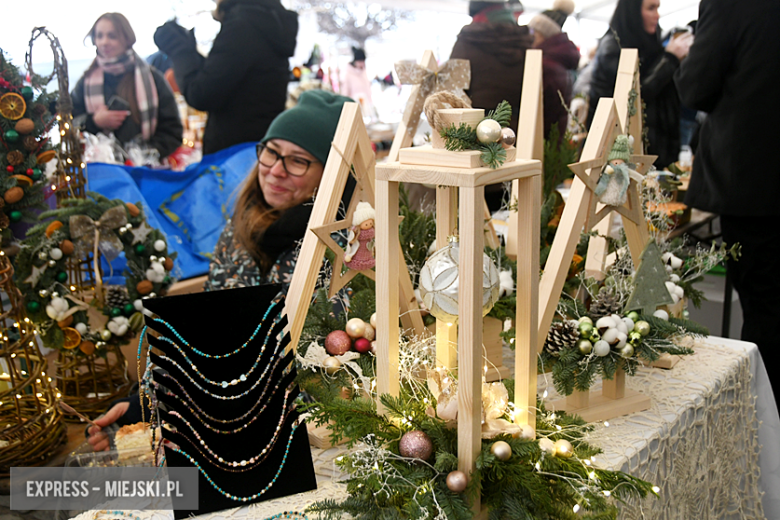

{"left": 163, "top": 275, "right": 171, "bottom": 284}
{"left": 589, "top": 330, "right": 601, "bottom": 342}
{"left": 134, "top": 244, "right": 146, "bottom": 255}
{"left": 21, "top": 86, "right": 34, "bottom": 100}
{"left": 578, "top": 322, "right": 593, "bottom": 337}
{"left": 626, "top": 311, "right": 640, "bottom": 322}
{"left": 123, "top": 303, "right": 135, "bottom": 316}
{"left": 26, "top": 301, "right": 41, "bottom": 313}
{"left": 110, "top": 307, "right": 122, "bottom": 318}
{"left": 56, "top": 271, "right": 68, "bottom": 283}
{"left": 578, "top": 316, "right": 593, "bottom": 325}
{"left": 577, "top": 339, "right": 593, "bottom": 355}
{"left": 4, "top": 130, "right": 19, "bottom": 143}
{"left": 9, "top": 210, "right": 22, "bottom": 222}
{"left": 31, "top": 168, "right": 42, "bottom": 181}
{"left": 634, "top": 320, "right": 651, "bottom": 336}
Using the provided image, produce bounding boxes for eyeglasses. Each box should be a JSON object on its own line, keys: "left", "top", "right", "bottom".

{"left": 256, "top": 143, "right": 317, "bottom": 177}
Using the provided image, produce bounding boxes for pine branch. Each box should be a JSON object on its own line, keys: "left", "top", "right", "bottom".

{"left": 441, "top": 122, "right": 478, "bottom": 151}
{"left": 485, "top": 100, "right": 512, "bottom": 128}
{"left": 480, "top": 142, "right": 507, "bottom": 169}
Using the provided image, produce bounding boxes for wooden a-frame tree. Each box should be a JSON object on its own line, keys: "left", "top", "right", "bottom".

{"left": 537, "top": 93, "right": 653, "bottom": 422}
{"left": 285, "top": 102, "right": 425, "bottom": 352}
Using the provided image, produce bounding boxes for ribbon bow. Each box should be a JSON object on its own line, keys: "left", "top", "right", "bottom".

{"left": 69, "top": 205, "right": 128, "bottom": 262}
{"left": 394, "top": 59, "right": 471, "bottom": 131}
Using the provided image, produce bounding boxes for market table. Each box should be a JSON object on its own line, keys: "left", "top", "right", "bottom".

{"left": 71, "top": 336, "right": 780, "bottom": 520}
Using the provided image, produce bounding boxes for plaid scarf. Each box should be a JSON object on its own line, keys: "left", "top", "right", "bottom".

{"left": 84, "top": 49, "right": 158, "bottom": 141}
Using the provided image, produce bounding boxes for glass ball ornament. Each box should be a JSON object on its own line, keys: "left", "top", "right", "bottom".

{"left": 149, "top": 255, "right": 158, "bottom": 263}
{"left": 154, "top": 239, "right": 166, "bottom": 252}
{"left": 125, "top": 223, "right": 133, "bottom": 230}
{"left": 619, "top": 343, "right": 634, "bottom": 358}
{"left": 418, "top": 237, "right": 500, "bottom": 324}
{"left": 4, "top": 130, "right": 19, "bottom": 143}
{"left": 476, "top": 119, "right": 502, "bottom": 144}
{"left": 9, "top": 211, "right": 22, "bottom": 223}
{"left": 500, "top": 127, "right": 516, "bottom": 148}
{"left": 47, "top": 260, "right": 57, "bottom": 267}
{"left": 37, "top": 251, "right": 49, "bottom": 261}
{"left": 634, "top": 320, "right": 651, "bottom": 336}
{"left": 399, "top": 430, "right": 433, "bottom": 461}
{"left": 110, "top": 307, "right": 122, "bottom": 318}
{"left": 26, "top": 301, "right": 41, "bottom": 313}
{"left": 49, "top": 248, "right": 63, "bottom": 260}
{"left": 148, "top": 292, "right": 157, "bottom": 299}
{"left": 490, "top": 440, "right": 512, "bottom": 461}
{"left": 100, "top": 329, "right": 112, "bottom": 341}
{"left": 323, "top": 356, "right": 341, "bottom": 375}
{"left": 118, "top": 226, "right": 127, "bottom": 235}
{"left": 593, "top": 340, "right": 611, "bottom": 357}
{"left": 56, "top": 272, "right": 68, "bottom": 283}
{"left": 553, "top": 439, "right": 574, "bottom": 458}
{"left": 75, "top": 322, "right": 88, "bottom": 335}
{"left": 446, "top": 471, "right": 468, "bottom": 493}
{"left": 577, "top": 338, "right": 593, "bottom": 355}
{"left": 38, "top": 289, "right": 49, "bottom": 298}
{"left": 21, "top": 86, "right": 34, "bottom": 100}
{"left": 345, "top": 317, "right": 366, "bottom": 339}
{"left": 135, "top": 244, "right": 146, "bottom": 255}
{"left": 578, "top": 322, "right": 593, "bottom": 337}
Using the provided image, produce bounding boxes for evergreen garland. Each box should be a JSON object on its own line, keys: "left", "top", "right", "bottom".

{"left": 303, "top": 381, "right": 655, "bottom": 519}
{"left": 440, "top": 100, "right": 513, "bottom": 169}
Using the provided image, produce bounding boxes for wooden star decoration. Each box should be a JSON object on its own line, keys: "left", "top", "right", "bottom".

{"left": 569, "top": 148, "right": 657, "bottom": 233}
{"left": 25, "top": 264, "right": 48, "bottom": 288}
{"left": 130, "top": 221, "right": 153, "bottom": 245}
{"left": 310, "top": 153, "right": 376, "bottom": 298}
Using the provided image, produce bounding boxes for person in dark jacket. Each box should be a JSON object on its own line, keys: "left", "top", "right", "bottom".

{"left": 528, "top": 0, "right": 580, "bottom": 141}
{"left": 72, "top": 13, "right": 183, "bottom": 160}
{"left": 154, "top": 0, "right": 297, "bottom": 155}
{"left": 450, "top": 0, "right": 531, "bottom": 211}
{"left": 587, "top": 0, "right": 691, "bottom": 168}
{"left": 675, "top": 0, "right": 780, "bottom": 400}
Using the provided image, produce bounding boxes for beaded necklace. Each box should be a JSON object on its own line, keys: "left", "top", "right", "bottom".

{"left": 164, "top": 396, "right": 295, "bottom": 471}
{"left": 169, "top": 421, "right": 299, "bottom": 502}
{"left": 151, "top": 372, "right": 289, "bottom": 431}
{"left": 155, "top": 343, "right": 289, "bottom": 401}
{"left": 151, "top": 300, "right": 280, "bottom": 359}
{"left": 153, "top": 314, "right": 281, "bottom": 389}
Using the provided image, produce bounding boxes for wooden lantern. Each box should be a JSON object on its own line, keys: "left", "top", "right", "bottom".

{"left": 375, "top": 137, "right": 541, "bottom": 515}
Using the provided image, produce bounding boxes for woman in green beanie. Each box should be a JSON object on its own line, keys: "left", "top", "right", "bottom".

{"left": 205, "top": 89, "right": 354, "bottom": 291}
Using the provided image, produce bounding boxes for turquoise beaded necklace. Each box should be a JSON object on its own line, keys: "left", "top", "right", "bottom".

{"left": 151, "top": 300, "right": 280, "bottom": 359}
{"left": 170, "top": 421, "right": 299, "bottom": 502}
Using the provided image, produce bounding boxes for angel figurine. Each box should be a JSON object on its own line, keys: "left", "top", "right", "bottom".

{"left": 594, "top": 134, "right": 644, "bottom": 206}
{"left": 344, "top": 201, "right": 376, "bottom": 270}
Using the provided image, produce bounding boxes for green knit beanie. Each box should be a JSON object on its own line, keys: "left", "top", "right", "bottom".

{"left": 262, "top": 90, "right": 354, "bottom": 165}
{"left": 607, "top": 134, "right": 631, "bottom": 163}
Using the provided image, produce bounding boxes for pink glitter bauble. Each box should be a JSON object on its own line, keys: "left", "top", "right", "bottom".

{"left": 325, "top": 330, "right": 351, "bottom": 356}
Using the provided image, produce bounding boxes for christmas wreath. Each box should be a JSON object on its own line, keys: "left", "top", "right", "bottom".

{"left": 0, "top": 52, "right": 56, "bottom": 242}
{"left": 16, "top": 193, "right": 176, "bottom": 355}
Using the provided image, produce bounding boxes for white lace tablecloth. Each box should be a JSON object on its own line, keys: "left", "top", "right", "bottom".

{"left": 540, "top": 336, "right": 780, "bottom": 520}
{"left": 74, "top": 336, "right": 780, "bottom": 520}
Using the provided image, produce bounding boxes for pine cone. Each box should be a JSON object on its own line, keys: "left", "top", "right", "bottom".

{"left": 105, "top": 285, "right": 130, "bottom": 309}
{"left": 31, "top": 103, "right": 47, "bottom": 117}
{"left": 544, "top": 320, "right": 579, "bottom": 356}
{"left": 6, "top": 150, "right": 24, "bottom": 166}
{"left": 0, "top": 211, "right": 9, "bottom": 230}
{"left": 23, "top": 136, "right": 38, "bottom": 152}
{"left": 589, "top": 287, "right": 622, "bottom": 320}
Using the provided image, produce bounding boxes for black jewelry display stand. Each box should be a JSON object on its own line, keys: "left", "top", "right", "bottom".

{"left": 143, "top": 285, "right": 317, "bottom": 518}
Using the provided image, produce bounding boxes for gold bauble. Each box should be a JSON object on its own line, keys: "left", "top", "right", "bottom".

{"left": 490, "top": 440, "right": 512, "bottom": 461}
{"left": 445, "top": 470, "right": 468, "bottom": 493}
{"left": 345, "top": 317, "right": 366, "bottom": 339}
{"left": 323, "top": 356, "right": 341, "bottom": 375}
{"left": 553, "top": 439, "right": 574, "bottom": 458}
{"left": 100, "top": 329, "right": 112, "bottom": 341}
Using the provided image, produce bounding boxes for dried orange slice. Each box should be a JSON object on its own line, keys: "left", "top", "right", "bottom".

{"left": 0, "top": 93, "right": 27, "bottom": 120}
{"left": 11, "top": 174, "right": 33, "bottom": 187}
{"left": 62, "top": 327, "right": 82, "bottom": 349}
{"left": 36, "top": 150, "right": 55, "bottom": 164}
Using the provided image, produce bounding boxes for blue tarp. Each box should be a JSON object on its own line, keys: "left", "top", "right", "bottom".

{"left": 87, "top": 142, "right": 256, "bottom": 283}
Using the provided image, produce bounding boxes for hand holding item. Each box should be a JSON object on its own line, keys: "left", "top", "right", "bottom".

{"left": 666, "top": 32, "right": 693, "bottom": 60}
{"left": 87, "top": 401, "right": 130, "bottom": 452}
{"left": 93, "top": 106, "right": 129, "bottom": 131}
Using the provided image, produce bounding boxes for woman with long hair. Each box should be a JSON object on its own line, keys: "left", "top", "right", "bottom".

{"left": 71, "top": 13, "right": 183, "bottom": 159}
{"left": 587, "top": 0, "right": 692, "bottom": 167}
{"left": 205, "top": 89, "right": 354, "bottom": 291}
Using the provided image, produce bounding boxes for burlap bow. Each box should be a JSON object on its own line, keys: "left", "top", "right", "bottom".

{"left": 69, "top": 205, "right": 127, "bottom": 262}
{"left": 395, "top": 59, "right": 471, "bottom": 133}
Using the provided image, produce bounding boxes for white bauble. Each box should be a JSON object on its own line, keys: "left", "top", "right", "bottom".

{"left": 154, "top": 239, "right": 166, "bottom": 252}
{"left": 75, "top": 322, "right": 88, "bottom": 335}
{"left": 622, "top": 317, "right": 635, "bottom": 332}
{"left": 418, "top": 238, "right": 500, "bottom": 323}
{"left": 49, "top": 248, "right": 63, "bottom": 260}
{"left": 653, "top": 309, "right": 669, "bottom": 321}
{"left": 593, "top": 340, "right": 611, "bottom": 357}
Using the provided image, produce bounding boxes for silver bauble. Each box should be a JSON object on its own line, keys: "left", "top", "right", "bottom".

{"left": 476, "top": 119, "right": 502, "bottom": 144}
{"left": 500, "top": 127, "right": 516, "bottom": 148}
{"left": 38, "top": 289, "right": 49, "bottom": 298}
{"left": 37, "top": 251, "right": 48, "bottom": 261}
{"left": 418, "top": 237, "right": 500, "bottom": 323}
